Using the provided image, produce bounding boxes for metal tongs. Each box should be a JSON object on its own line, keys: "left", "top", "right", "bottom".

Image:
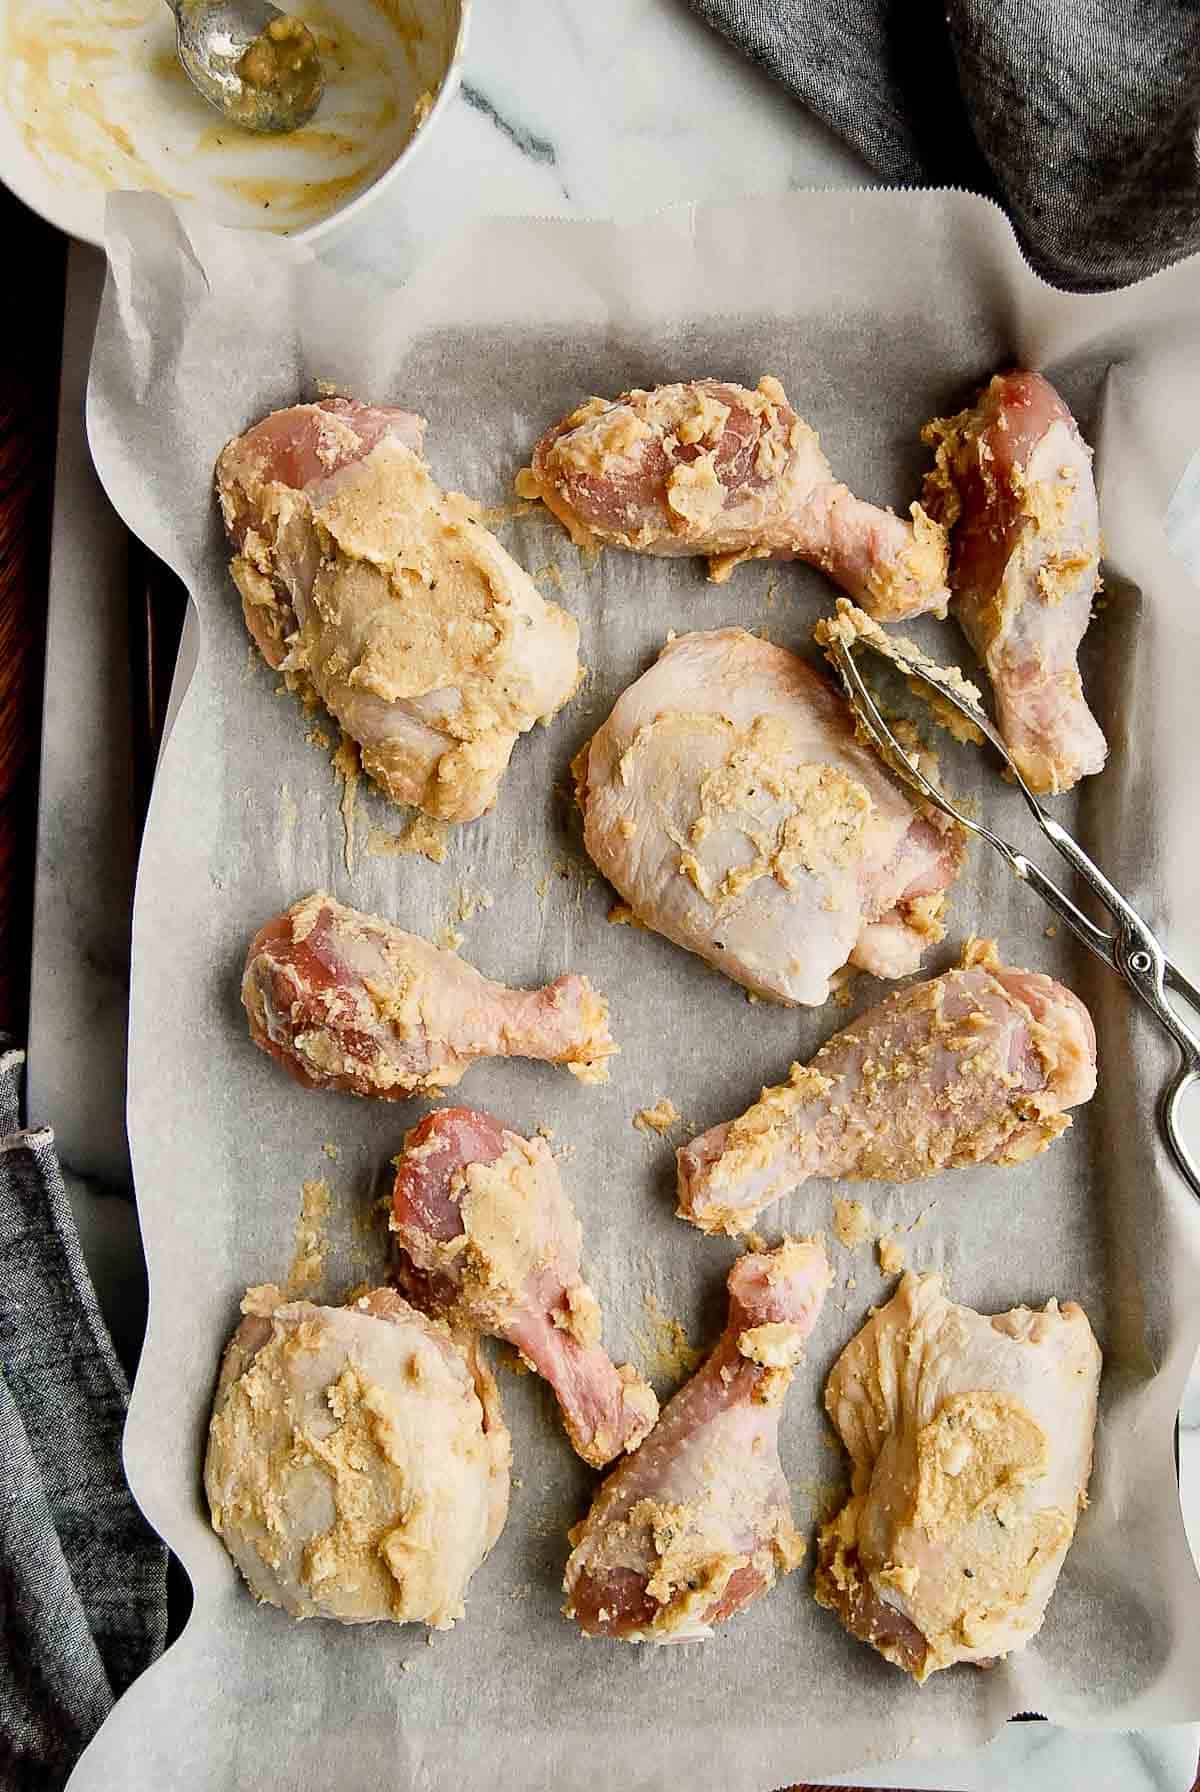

{"left": 824, "top": 627, "right": 1200, "bottom": 1205}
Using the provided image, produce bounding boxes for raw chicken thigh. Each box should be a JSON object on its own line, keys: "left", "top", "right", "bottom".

{"left": 563, "top": 1238, "right": 832, "bottom": 1642}
{"left": 574, "top": 628, "right": 964, "bottom": 1005}
{"left": 391, "top": 1108, "right": 658, "bottom": 1468}
{"left": 678, "top": 939, "right": 1096, "bottom": 1235}
{"left": 816, "top": 1272, "right": 1100, "bottom": 1680}
{"left": 204, "top": 1284, "right": 510, "bottom": 1627}
{"left": 216, "top": 396, "right": 582, "bottom": 822}
{"left": 523, "top": 377, "right": 949, "bottom": 618}
{"left": 243, "top": 893, "right": 616, "bottom": 1098}
{"left": 921, "top": 370, "right": 1107, "bottom": 794}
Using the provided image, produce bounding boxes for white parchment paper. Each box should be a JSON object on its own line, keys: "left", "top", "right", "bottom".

{"left": 73, "top": 188, "right": 1200, "bottom": 1791}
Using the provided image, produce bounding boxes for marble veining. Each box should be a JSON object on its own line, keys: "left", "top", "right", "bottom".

{"left": 29, "top": 1, "right": 1200, "bottom": 1786}
{"left": 460, "top": 80, "right": 559, "bottom": 168}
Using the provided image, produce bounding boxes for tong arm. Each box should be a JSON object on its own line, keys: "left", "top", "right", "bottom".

{"left": 1030, "top": 808, "right": 1200, "bottom": 1201}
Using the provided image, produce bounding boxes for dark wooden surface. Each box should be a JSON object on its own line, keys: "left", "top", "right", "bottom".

{"left": 1, "top": 178, "right": 1196, "bottom": 1792}
{"left": 0, "top": 187, "right": 66, "bottom": 1038}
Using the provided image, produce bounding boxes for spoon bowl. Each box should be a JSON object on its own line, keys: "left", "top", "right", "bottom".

{"left": 169, "top": 0, "right": 324, "bottom": 134}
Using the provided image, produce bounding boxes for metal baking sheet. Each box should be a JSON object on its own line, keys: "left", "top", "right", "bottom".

{"left": 72, "top": 187, "right": 1200, "bottom": 1790}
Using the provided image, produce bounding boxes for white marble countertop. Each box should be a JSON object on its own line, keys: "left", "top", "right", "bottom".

{"left": 23, "top": 2, "right": 1200, "bottom": 1786}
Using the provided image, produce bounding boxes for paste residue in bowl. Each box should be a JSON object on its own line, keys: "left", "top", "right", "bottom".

{"left": 232, "top": 11, "right": 323, "bottom": 126}
{"left": 2, "top": 0, "right": 455, "bottom": 232}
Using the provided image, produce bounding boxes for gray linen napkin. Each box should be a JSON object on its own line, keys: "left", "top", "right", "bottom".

{"left": 688, "top": 0, "right": 1200, "bottom": 291}
{"left": 0, "top": 1044, "right": 166, "bottom": 1791}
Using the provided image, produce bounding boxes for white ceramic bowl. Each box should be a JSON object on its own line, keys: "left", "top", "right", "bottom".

{"left": 0, "top": 0, "right": 468, "bottom": 246}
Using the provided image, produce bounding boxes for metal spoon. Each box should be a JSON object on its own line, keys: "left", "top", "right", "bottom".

{"left": 167, "top": 0, "right": 324, "bottom": 134}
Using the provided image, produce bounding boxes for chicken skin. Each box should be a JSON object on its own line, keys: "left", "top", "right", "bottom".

{"left": 522, "top": 377, "right": 949, "bottom": 618}
{"left": 204, "top": 1283, "right": 510, "bottom": 1628}
{"left": 563, "top": 1238, "right": 832, "bottom": 1643}
{"left": 921, "top": 371, "right": 1107, "bottom": 795}
{"left": 816, "top": 1272, "right": 1101, "bottom": 1680}
{"left": 678, "top": 939, "right": 1096, "bottom": 1235}
{"left": 216, "top": 396, "right": 582, "bottom": 822}
{"left": 574, "top": 628, "right": 964, "bottom": 1006}
{"left": 243, "top": 893, "right": 616, "bottom": 1099}
{"left": 391, "top": 1108, "right": 658, "bottom": 1468}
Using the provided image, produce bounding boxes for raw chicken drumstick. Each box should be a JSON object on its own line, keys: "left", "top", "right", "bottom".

{"left": 816, "top": 1271, "right": 1100, "bottom": 1680}
{"left": 391, "top": 1108, "right": 658, "bottom": 1468}
{"left": 243, "top": 892, "right": 616, "bottom": 1098}
{"left": 563, "top": 1237, "right": 832, "bottom": 1642}
{"left": 921, "top": 370, "right": 1107, "bottom": 795}
{"left": 521, "top": 377, "right": 950, "bottom": 618}
{"left": 205, "top": 1283, "right": 511, "bottom": 1627}
{"left": 216, "top": 396, "right": 582, "bottom": 822}
{"left": 574, "top": 628, "right": 965, "bottom": 1005}
{"left": 678, "top": 938, "right": 1096, "bottom": 1235}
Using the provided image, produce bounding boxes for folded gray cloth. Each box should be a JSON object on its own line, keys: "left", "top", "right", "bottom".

{"left": 688, "top": 0, "right": 1200, "bottom": 291}
{"left": 0, "top": 1045, "right": 166, "bottom": 1791}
